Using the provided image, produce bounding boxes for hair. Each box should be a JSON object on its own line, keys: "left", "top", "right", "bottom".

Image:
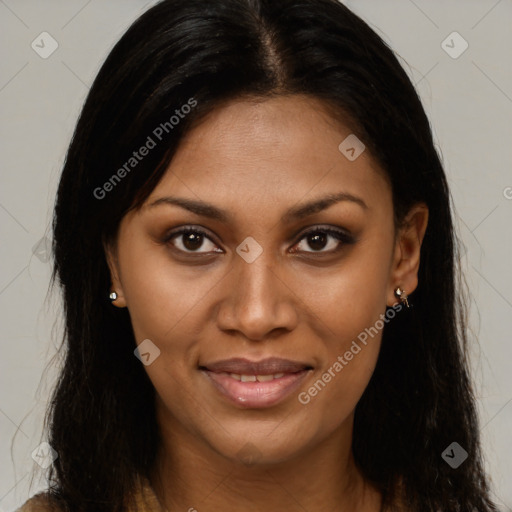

{"left": 43, "top": 0, "right": 499, "bottom": 511}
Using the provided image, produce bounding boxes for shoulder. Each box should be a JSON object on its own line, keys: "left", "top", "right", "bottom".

{"left": 15, "top": 477, "right": 161, "bottom": 512}
{"left": 15, "top": 492, "right": 62, "bottom": 512}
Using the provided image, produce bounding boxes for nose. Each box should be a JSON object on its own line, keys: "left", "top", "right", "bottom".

{"left": 216, "top": 249, "right": 299, "bottom": 341}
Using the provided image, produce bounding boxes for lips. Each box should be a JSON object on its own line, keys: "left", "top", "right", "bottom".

{"left": 199, "top": 357, "right": 313, "bottom": 409}
{"left": 201, "top": 357, "right": 312, "bottom": 375}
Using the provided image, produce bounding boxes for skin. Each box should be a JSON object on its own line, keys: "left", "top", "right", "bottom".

{"left": 106, "top": 94, "right": 428, "bottom": 512}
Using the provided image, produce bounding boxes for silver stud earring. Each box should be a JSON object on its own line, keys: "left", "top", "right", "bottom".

{"left": 394, "top": 287, "right": 410, "bottom": 308}
{"left": 109, "top": 291, "right": 118, "bottom": 301}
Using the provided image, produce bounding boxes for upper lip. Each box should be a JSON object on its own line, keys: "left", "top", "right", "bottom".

{"left": 200, "top": 357, "right": 312, "bottom": 375}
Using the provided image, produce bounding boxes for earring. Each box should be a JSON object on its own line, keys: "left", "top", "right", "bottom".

{"left": 394, "top": 287, "right": 410, "bottom": 308}
{"left": 109, "top": 291, "right": 118, "bottom": 301}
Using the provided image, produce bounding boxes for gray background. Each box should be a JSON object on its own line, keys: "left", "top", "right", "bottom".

{"left": 0, "top": 0, "right": 511, "bottom": 510}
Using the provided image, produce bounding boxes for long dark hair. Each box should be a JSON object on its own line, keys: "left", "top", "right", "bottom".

{"left": 45, "top": 0, "right": 498, "bottom": 510}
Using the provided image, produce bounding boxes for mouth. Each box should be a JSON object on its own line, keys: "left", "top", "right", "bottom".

{"left": 199, "top": 357, "right": 313, "bottom": 409}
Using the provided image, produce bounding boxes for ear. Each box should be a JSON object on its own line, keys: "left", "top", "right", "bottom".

{"left": 104, "top": 238, "right": 127, "bottom": 308}
{"left": 387, "top": 203, "right": 429, "bottom": 307}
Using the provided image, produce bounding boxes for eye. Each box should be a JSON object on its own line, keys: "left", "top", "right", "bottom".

{"left": 165, "top": 227, "right": 222, "bottom": 254}
{"left": 291, "top": 226, "right": 355, "bottom": 254}
{"left": 164, "top": 225, "right": 356, "bottom": 257}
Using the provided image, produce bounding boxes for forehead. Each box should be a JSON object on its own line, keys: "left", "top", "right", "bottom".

{"left": 144, "top": 95, "right": 391, "bottom": 222}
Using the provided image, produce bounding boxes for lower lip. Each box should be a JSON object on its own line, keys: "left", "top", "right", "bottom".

{"left": 202, "top": 370, "right": 311, "bottom": 409}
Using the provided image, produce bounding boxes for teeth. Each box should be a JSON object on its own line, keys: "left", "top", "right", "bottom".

{"left": 226, "top": 373, "right": 287, "bottom": 382}
{"left": 255, "top": 374, "right": 274, "bottom": 382}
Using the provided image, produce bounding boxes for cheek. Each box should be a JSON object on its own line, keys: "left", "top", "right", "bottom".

{"left": 306, "top": 238, "right": 392, "bottom": 346}
{"left": 299, "top": 302, "right": 385, "bottom": 431}
{"left": 297, "top": 236, "right": 392, "bottom": 414}
{"left": 119, "top": 240, "right": 212, "bottom": 343}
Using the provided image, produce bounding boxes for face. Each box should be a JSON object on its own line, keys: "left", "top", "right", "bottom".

{"left": 107, "top": 95, "right": 428, "bottom": 466}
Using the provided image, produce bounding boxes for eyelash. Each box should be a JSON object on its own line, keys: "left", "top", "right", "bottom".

{"left": 163, "top": 225, "right": 356, "bottom": 256}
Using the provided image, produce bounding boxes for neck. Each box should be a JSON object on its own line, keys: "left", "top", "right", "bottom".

{"left": 150, "top": 411, "right": 382, "bottom": 512}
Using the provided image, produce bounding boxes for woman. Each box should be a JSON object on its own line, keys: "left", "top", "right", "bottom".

{"left": 17, "top": 0, "right": 500, "bottom": 511}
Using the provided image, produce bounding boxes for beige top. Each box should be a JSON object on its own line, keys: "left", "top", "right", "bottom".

{"left": 17, "top": 475, "right": 403, "bottom": 511}
{"left": 15, "top": 477, "right": 165, "bottom": 512}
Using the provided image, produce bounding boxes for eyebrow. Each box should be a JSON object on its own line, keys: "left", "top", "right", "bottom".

{"left": 146, "top": 191, "right": 368, "bottom": 224}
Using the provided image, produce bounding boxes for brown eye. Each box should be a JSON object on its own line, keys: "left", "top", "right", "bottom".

{"left": 182, "top": 231, "right": 206, "bottom": 251}
{"left": 305, "top": 232, "right": 329, "bottom": 251}
{"left": 165, "top": 227, "right": 222, "bottom": 254}
{"left": 292, "top": 227, "right": 355, "bottom": 254}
